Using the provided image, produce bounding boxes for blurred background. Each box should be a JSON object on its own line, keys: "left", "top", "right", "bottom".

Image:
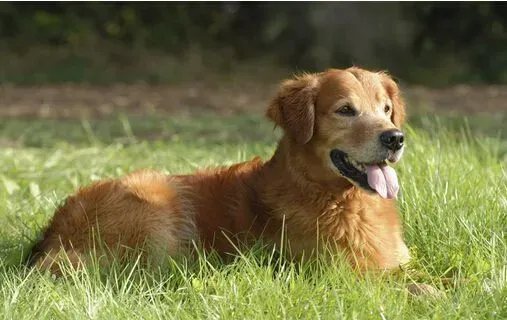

{"left": 1, "top": 3, "right": 506, "bottom": 309}
{"left": 0, "top": 2, "right": 506, "bottom": 130}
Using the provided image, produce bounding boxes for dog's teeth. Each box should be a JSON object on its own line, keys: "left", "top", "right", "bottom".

{"left": 349, "top": 159, "right": 364, "bottom": 171}
{"left": 350, "top": 159, "right": 362, "bottom": 170}
{"left": 343, "top": 155, "right": 364, "bottom": 171}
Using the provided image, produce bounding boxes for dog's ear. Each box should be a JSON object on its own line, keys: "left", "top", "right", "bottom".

{"left": 266, "top": 73, "right": 320, "bottom": 144}
{"left": 381, "top": 73, "right": 406, "bottom": 128}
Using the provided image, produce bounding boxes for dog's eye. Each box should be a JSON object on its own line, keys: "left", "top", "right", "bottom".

{"left": 336, "top": 105, "right": 356, "bottom": 116}
{"left": 384, "top": 105, "right": 391, "bottom": 113}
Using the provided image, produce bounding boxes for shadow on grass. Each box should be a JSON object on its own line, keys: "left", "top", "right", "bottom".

{"left": 0, "top": 113, "right": 280, "bottom": 148}
{"left": 0, "top": 111, "right": 505, "bottom": 149}
{"left": 408, "top": 112, "right": 506, "bottom": 140}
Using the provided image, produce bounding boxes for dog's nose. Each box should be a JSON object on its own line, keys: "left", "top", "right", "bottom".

{"left": 379, "top": 129, "right": 404, "bottom": 151}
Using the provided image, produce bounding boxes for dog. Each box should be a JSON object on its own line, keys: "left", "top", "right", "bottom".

{"left": 27, "top": 67, "right": 410, "bottom": 274}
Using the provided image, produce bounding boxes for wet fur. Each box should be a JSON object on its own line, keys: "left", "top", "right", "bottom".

{"left": 28, "top": 67, "right": 410, "bottom": 274}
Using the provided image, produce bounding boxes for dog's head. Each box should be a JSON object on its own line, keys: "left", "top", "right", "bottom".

{"left": 267, "top": 67, "right": 406, "bottom": 199}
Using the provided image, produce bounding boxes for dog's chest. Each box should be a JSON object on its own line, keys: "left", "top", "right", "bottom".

{"left": 318, "top": 201, "right": 377, "bottom": 246}
{"left": 282, "top": 198, "right": 409, "bottom": 268}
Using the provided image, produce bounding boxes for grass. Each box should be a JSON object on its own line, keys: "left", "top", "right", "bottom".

{"left": 0, "top": 112, "right": 506, "bottom": 319}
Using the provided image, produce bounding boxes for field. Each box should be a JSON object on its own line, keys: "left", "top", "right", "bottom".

{"left": 0, "top": 99, "right": 506, "bottom": 318}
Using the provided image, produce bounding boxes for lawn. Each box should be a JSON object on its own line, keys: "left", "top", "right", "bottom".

{"left": 0, "top": 112, "right": 506, "bottom": 319}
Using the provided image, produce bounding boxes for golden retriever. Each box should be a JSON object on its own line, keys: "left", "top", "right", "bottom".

{"left": 27, "top": 67, "right": 410, "bottom": 274}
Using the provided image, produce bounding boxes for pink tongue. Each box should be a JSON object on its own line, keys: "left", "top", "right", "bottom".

{"left": 365, "top": 164, "right": 399, "bottom": 199}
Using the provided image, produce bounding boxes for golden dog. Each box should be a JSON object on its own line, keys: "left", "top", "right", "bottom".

{"left": 28, "top": 67, "right": 410, "bottom": 274}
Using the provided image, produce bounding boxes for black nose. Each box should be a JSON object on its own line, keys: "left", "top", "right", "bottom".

{"left": 379, "top": 129, "right": 404, "bottom": 151}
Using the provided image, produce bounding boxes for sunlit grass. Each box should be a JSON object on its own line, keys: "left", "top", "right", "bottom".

{"left": 0, "top": 113, "right": 505, "bottom": 319}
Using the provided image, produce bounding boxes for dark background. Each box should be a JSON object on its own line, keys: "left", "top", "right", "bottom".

{"left": 2, "top": 2, "right": 507, "bottom": 86}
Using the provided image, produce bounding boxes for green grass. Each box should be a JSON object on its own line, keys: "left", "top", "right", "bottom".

{"left": 0, "top": 113, "right": 506, "bottom": 319}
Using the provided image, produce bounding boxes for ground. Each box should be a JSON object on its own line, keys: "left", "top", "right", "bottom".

{"left": 0, "top": 79, "right": 505, "bottom": 319}
{"left": 1, "top": 80, "right": 507, "bottom": 119}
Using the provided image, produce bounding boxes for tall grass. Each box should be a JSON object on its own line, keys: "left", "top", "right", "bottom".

{"left": 0, "top": 114, "right": 505, "bottom": 319}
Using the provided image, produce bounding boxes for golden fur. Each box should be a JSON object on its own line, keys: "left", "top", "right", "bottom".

{"left": 28, "top": 67, "right": 410, "bottom": 274}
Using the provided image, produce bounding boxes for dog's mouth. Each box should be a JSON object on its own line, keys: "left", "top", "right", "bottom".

{"left": 330, "top": 149, "right": 399, "bottom": 199}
